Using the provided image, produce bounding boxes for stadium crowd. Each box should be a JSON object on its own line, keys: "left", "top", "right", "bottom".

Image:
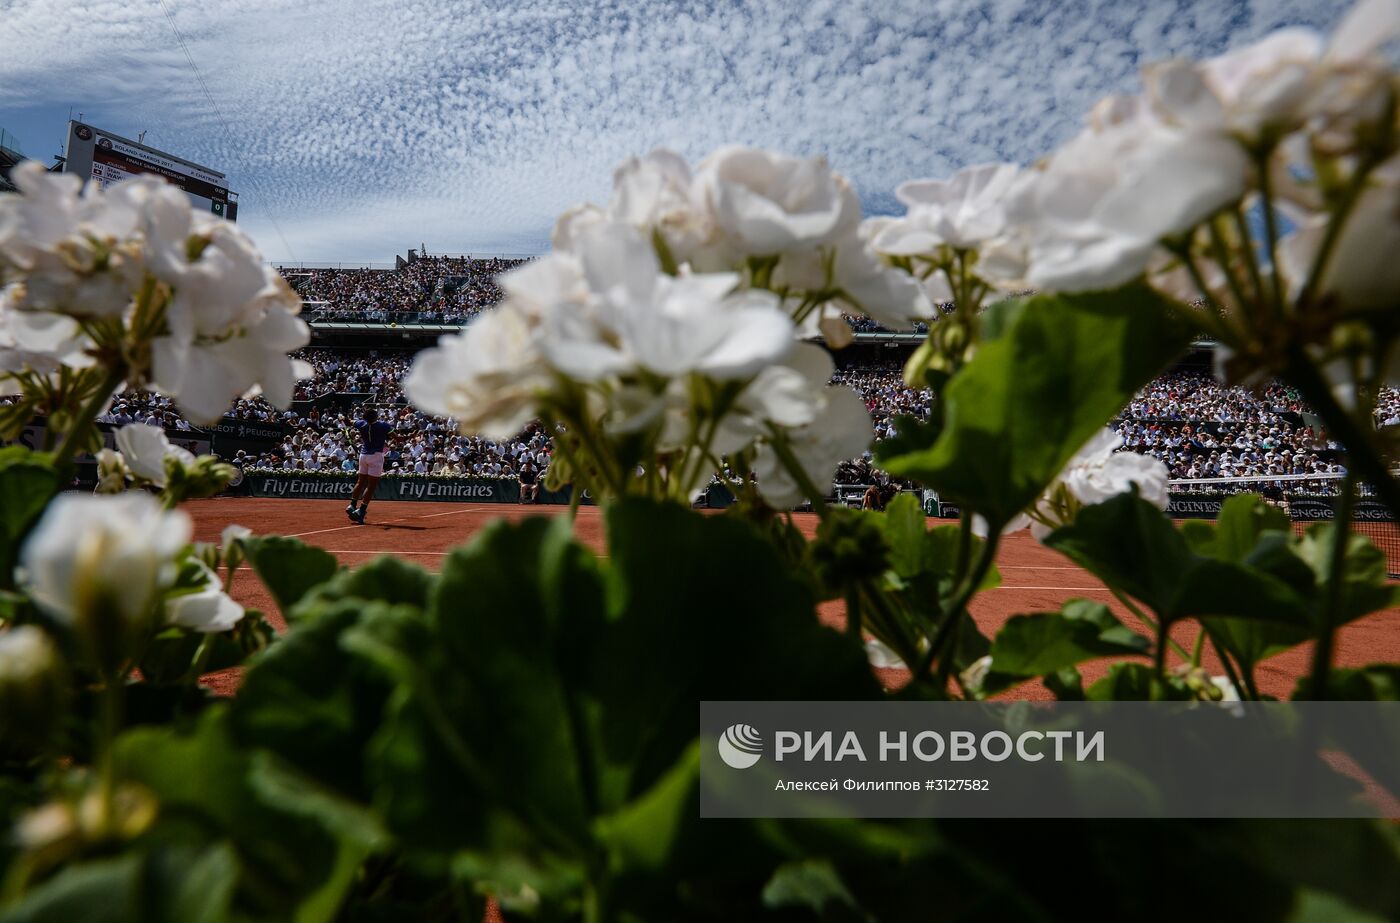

{"left": 10, "top": 334, "right": 1391, "bottom": 495}
{"left": 112, "top": 347, "right": 1374, "bottom": 497}
{"left": 280, "top": 256, "right": 527, "bottom": 324}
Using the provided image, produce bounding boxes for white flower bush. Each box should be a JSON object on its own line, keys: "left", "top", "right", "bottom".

{"left": 0, "top": 162, "right": 313, "bottom": 430}
{"left": 406, "top": 147, "right": 922, "bottom": 505}
{"left": 2, "top": 6, "right": 1400, "bottom": 916}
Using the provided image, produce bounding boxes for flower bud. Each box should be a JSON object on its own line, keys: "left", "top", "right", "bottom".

{"left": 20, "top": 494, "right": 192, "bottom": 675}
{"left": 0, "top": 626, "right": 70, "bottom": 756}
{"left": 807, "top": 507, "right": 890, "bottom": 596}
{"left": 93, "top": 449, "right": 128, "bottom": 494}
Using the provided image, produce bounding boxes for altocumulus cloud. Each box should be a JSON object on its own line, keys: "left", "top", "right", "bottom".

{"left": 0, "top": 0, "right": 1354, "bottom": 261}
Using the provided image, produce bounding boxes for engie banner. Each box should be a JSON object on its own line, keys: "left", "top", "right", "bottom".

{"left": 1167, "top": 495, "right": 1394, "bottom": 521}
{"left": 242, "top": 473, "right": 582, "bottom": 505}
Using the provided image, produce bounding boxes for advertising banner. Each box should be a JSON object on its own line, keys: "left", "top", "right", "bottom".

{"left": 6, "top": 422, "right": 209, "bottom": 458}
{"left": 244, "top": 473, "right": 580, "bottom": 505}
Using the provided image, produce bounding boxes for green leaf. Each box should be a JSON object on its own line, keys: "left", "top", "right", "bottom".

{"left": 762, "top": 858, "right": 866, "bottom": 919}
{"left": 1044, "top": 667, "right": 1086, "bottom": 701}
{"left": 879, "top": 492, "right": 931, "bottom": 578}
{"left": 1045, "top": 493, "right": 1312, "bottom": 627}
{"left": 239, "top": 536, "right": 340, "bottom": 616}
{"left": 872, "top": 413, "right": 941, "bottom": 467}
{"left": 1295, "top": 664, "right": 1400, "bottom": 701}
{"left": 231, "top": 601, "right": 425, "bottom": 803}
{"left": 0, "top": 455, "right": 60, "bottom": 590}
{"left": 305, "top": 554, "right": 435, "bottom": 609}
{"left": 879, "top": 285, "right": 1189, "bottom": 528}
{"left": 1185, "top": 493, "right": 1291, "bottom": 562}
{"left": 1086, "top": 663, "right": 1190, "bottom": 701}
{"left": 116, "top": 712, "right": 370, "bottom": 923}
{"left": 0, "top": 854, "right": 146, "bottom": 923}
{"left": 595, "top": 744, "right": 699, "bottom": 875}
{"left": 364, "top": 499, "right": 879, "bottom": 908}
{"left": 161, "top": 843, "right": 240, "bottom": 923}
{"left": 1293, "top": 523, "right": 1400, "bottom": 628}
{"left": 983, "top": 599, "right": 1150, "bottom": 694}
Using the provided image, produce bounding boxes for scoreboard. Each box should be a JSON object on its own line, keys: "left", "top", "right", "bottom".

{"left": 62, "top": 121, "right": 237, "bottom": 221}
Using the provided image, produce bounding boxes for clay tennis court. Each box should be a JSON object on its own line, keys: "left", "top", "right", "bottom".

{"left": 191, "top": 497, "right": 1400, "bottom": 700}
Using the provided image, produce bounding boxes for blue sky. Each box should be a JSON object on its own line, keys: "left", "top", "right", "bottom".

{"left": 0, "top": 0, "right": 1356, "bottom": 263}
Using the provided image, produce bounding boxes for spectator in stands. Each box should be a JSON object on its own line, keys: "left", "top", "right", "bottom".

{"left": 519, "top": 461, "right": 540, "bottom": 504}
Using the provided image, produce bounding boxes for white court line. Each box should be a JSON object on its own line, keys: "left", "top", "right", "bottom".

{"left": 287, "top": 506, "right": 494, "bottom": 538}
{"left": 994, "top": 585, "right": 1111, "bottom": 591}
{"left": 324, "top": 550, "right": 451, "bottom": 555}
{"left": 997, "top": 565, "right": 1086, "bottom": 570}
{"left": 320, "top": 549, "right": 611, "bottom": 558}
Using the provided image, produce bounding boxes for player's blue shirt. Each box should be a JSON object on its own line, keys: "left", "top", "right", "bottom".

{"left": 355, "top": 419, "right": 393, "bottom": 455}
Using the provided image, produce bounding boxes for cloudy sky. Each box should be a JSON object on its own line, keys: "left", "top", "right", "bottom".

{"left": 0, "top": 0, "right": 1357, "bottom": 263}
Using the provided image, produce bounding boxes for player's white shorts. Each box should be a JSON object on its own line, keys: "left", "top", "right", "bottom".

{"left": 358, "top": 452, "right": 385, "bottom": 477}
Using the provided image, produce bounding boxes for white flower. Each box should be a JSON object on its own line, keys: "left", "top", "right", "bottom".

{"left": 0, "top": 305, "right": 94, "bottom": 392}
{"left": 114, "top": 423, "right": 195, "bottom": 487}
{"left": 608, "top": 149, "right": 713, "bottom": 263}
{"left": 165, "top": 566, "right": 244, "bottom": 633}
{"left": 1210, "top": 675, "right": 1242, "bottom": 703}
{"left": 540, "top": 222, "right": 795, "bottom": 382}
{"left": 550, "top": 204, "right": 608, "bottom": 254}
{"left": 735, "top": 343, "right": 834, "bottom": 430}
{"left": 873, "top": 163, "right": 1023, "bottom": 253}
{"left": 960, "top": 654, "right": 994, "bottom": 692}
{"left": 1059, "top": 430, "right": 1170, "bottom": 509}
{"left": 829, "top": 234, "right": 933, "bottom": 330}
{"left": 865, "top": 638, "right": 906, "bottom": 669}
{"left": 976, "top": 429, "right": 1169, "bottom": 541}
{"left": 1146, "top": 0, "right": 1400, "bottom": 144}
{"left": 0, "top": 162, "right": 149, "bottom": 318}
{"left": 752, "top": 386, "right": 873, "bottom": 509}
{"left": 404, "top": 304, "right": 547, "bottom": 441}
{"left": 0, "top": 626, "right": 59, "bottom": 685}
{"left": 0, "top": 164, "right": 309, "bottom": 424}
{"left": 151, "top": 282, "right": 310, "bottom": 424}
{"left": 20, "top": 493, "right": 191, "bottom": 628}
{"left": 220, "top": 524, "right": 251, "bottom": 550}
{"left": 1282, "top": 169, "right": 1400, "bottom": 311}
{"left": 93, "top": 449, "right": 129, "bottom": 494}
{"left": 694, "top": 146, "right": 859, "bottom": 255}
{"left": 1006, "top": 95, "right": 1250, "bottom": 292}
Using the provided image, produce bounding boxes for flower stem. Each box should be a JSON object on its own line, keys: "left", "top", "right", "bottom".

{"left": 765, "top": 427, "right": 828, "bottom": 517}
{"left": 1308, "top": 469, "right": 1355, "bottom": 701}
{"left": 1297, "top": 141, "right": 1389, "bottom": 310}
{"left": 1285, "top": 347, "right": 1400, "bottom": 519}
{"left": 1210, "top": 636, "right": 1254, "bottom": 701}
{"left": 1109, "top": 587, "right": 1189, "bottom": 660}
{"left": 54, "top": 367, "right": 125, "bottom": 464}
{"left": 96, "top": 672, "right": 124, "bottom": 834}
{"left": 916, "top": 533, "right": 998, "bottom": 680}
{"left": 1254, "top": 155, "right": 1286, "bottom": 318}
{"left": 1207, "top": 218, "right": 1256, "bottom": 331}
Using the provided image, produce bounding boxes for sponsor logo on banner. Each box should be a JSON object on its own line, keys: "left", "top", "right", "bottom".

{"left": 257, "top": 477, "right": 355, "bottom": 498}
{"left": 1166, "top": 497, "right": 1225, "bottom": 516}
{"left": 395, "top": 480, "right": 497, "bottom": 500}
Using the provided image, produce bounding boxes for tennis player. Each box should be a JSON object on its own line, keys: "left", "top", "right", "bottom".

{"left": 347, "top": 408, "right": 392, "bottom": 524}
